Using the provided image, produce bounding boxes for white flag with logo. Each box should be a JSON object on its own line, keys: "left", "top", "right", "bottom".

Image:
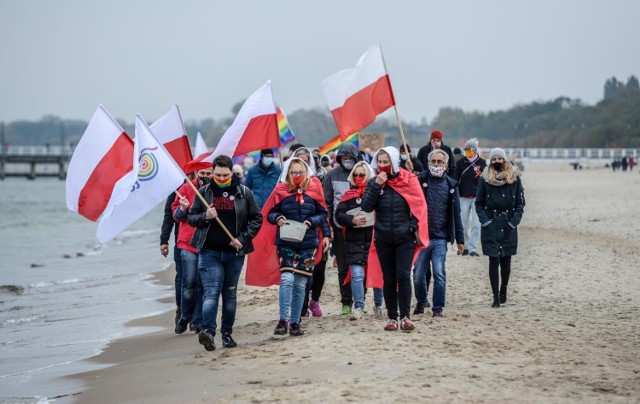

{"left": 96, "top": 114, "right": 186, "bottom": 244}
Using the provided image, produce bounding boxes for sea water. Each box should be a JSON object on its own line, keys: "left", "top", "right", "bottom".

{"left": 0, "top": 178, "right": 176, "bottom": 401}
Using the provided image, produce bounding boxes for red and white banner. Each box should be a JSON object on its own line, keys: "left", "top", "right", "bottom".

{"left": 204, "top": 80, "right": 279, "bottom": 162}
{"left": 65, "top": 105, "right": 135, "bottom": 222}
{"left": 194, "top": 131, "right": 209, "bottom": 157}
{"left": 321, "top": 43, "right": 396, "bottom": 140}
{"left": 150, "top": 105, "right": 193, "bottom": 170}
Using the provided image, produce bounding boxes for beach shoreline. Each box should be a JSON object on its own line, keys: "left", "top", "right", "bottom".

{"left": 64, "top": 163, "right": 640, "bottom": 403}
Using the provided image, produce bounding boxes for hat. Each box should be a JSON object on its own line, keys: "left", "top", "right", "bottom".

{"left": 260, "top": 148, "right": 274, "bottom": 158}
{"left": 453, "top": 147, "right": 462, "bottom": 155}
{"left": 464, "top": 138, "right": 478, "bottom": 152}
{"left": 488, "top": 148, "right": 507, "bottom": 162}
{"left": 430, "top": 130, "right": 443, "bottom": 141}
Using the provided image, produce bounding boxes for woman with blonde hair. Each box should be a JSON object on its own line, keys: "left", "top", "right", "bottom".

{"left": 475, "top": 148, "right": 525, "bottom": 308}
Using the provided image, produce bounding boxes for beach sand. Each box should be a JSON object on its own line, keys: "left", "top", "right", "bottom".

{"left": 67, "top": 163, "right": 640, "bottom": 403}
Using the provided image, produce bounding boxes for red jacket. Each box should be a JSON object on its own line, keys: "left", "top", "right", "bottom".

{"left": 171, "top": 178, "right": 202, "bottom": 254}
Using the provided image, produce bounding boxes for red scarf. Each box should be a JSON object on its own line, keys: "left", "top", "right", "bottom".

{"left": 246, "top": 177, "right": 327, "bottom": 287}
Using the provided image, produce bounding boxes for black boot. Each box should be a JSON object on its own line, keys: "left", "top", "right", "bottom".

{"left": 492, "top": 294, "right": 500, "bottom": 308}
{"left": 500, "top": 286, "right": 507, "bottom": 304}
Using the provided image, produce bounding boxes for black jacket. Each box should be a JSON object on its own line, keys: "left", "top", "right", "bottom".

{"left": 335, "top": 194, "right": 374, "bottom": 265}
{"left": 188, "top": 182, "right": 262, "bottom": 256}
{"left": 400, "top": 157, "right": 424, "bottom": 174}
{"left": 455, "top": 157, "right": 487, "bottom": 198}
{"left": 160, "top": 191, "right": 179, "bottom": 245}
{"left": 360, "top": 178, "right": 417, "bottom": 244}
{"left": 475, "top": 176, "right": 525, "bottom": 257}
{"left": 417, "top": 172, "right": 464, "bottom": 244}
{"left": 417, "top": 144, "right": 456, "bottom": 178}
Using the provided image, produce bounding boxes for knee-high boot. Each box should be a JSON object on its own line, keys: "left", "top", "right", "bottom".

{"left": 489, "top": 258, "right": 500, "bottom": 308}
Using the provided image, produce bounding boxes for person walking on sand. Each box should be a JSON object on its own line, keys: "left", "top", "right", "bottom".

{"left": 455, "top": 138, "right": 487, "bottom": 257}
{"left": 475, "top": 148, "right": 525, "bottom": 308}
{"left": 188, "top": 155, "right": 262, "bottom": 351}
{"left": 361, "top": 147, "right": 429, "bottom": 332}
{"left": 335, "top": 161, "right": 384, "bottom": 320}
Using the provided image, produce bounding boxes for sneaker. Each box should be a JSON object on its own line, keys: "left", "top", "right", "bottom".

{"left": 289, "top": 322, "right": 304, "bottom": 336}
{"left": 432, "top": 309, "right": 444, "bottom": 318}
{"left": 174, "top": 308, "right": 181, "bottom": 326}
{"left": 189, "top": 321, "right": 197, "bottom": 332}
{"left": 274, "top": 319, "right": 288, "bottom": 335}
{"left": 303, "top": 309, "right": 310, "bottom": 317}
{"left": 350, "top": 308, "right": 364, "bottom": 320}
{"left": 198, "top": 329, "right": 216, "bottom": 351}
{"left": 373, "top": 306, "right": 384, "bottom": 320}
{"left": 340, "top": 305, "right": 352, "bottom": 315}
{"left": 400, "top": 317, "right": 415, "bottom": 331}
{"left": 425, "top": 301, "right": 431, "bottom": 308}
{"left": 362, "top": 304, "right": 369, "bottom": 314}
{"left": 384, "top": 319, "right": 399, "bottom": 331}
{"left": 469, "top": 251, "right": 480, "bottom": 257}
{"left": 309, "top": 300, "right": 323, "bottom": 317}
{"left": 221, "top": 332, "right": 237, "bottom": 348}
{"left": 462, "top": 249, "right": 469, "bottom": 256}
{"left": 174, "top": 318, "right": 189, "bottom": 334}
{"left": 413, "top": 302, "right": 425, "bottom": 315}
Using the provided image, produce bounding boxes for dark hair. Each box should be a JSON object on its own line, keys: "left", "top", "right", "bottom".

{"left": 288, "top": 143, "right": 305, "bottom": 153}
{"left": 399, "top": 144, "right": 411, "bottom": 153}
{"left": 212, "top": 155, "right": 233, "bottom": 170}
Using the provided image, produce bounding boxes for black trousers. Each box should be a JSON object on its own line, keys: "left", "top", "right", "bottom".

{"left": 489, "top": 255, "right": 512, "bottom": 295}
{"left": 375, "top": 237, "right": 415, "bottom": 320}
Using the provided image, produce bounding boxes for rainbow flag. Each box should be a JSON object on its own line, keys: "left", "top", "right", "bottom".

{"left": 318, "top": 132, "right": 359, "bottom": 155}
{"left": 277, "top": 106, "right": 295, "bottom": 146}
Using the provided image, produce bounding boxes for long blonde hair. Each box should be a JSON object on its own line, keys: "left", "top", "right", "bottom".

{"left": 483, "top": 160, "right": 518, "bottom": 185}
{"left": 286, "top": 159, "right": 310, "bottom": 193}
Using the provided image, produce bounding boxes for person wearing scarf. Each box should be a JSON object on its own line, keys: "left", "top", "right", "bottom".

{"left": 187, "top": 155, "right": 262, "bottom": 352}
{"left": 361, "top": 147, "right": 429, "bottom": 332}
{"left": 246, "top": 158, "right": 330, "bottom": 337}
{"left": 335, "top": 162, "right": 384, "bottom": 320}
{"left": 475, "top": 148, "right": 525, "bottom": 308}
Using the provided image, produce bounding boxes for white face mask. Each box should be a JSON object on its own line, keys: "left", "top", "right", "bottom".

{"left": 428, "top": 166, "right": 446, "bottom": 177}
{"left": 400, "top": 153, "right": 408, "bottom": 161}
{"left": 262, "top": 157, "right": 274, "bottom": 166}
{"left": 341, "top": 159, "right": 355, "bottom": 170}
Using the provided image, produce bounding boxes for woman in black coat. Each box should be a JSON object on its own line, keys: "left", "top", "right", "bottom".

{"left": 475, "top": 148, "right": 525, "bottom": 308}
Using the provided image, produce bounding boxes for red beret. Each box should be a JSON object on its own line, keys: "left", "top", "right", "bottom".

{"left": 430, "top": 130, "right": 443, "bottom": 141}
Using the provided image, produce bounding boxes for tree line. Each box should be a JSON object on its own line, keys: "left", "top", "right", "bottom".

{"left": 2, "top": 76, "right": 639, "bottom": 150}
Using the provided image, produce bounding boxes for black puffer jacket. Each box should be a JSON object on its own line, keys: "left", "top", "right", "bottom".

{"left": 360, "top": 178, "right": 417, "bottom": 244}
{"left": 335, "top": 194, "right": 373, "bottom": 265}
{"left": 267, "top": 193, "right": 328, "bottom": 250}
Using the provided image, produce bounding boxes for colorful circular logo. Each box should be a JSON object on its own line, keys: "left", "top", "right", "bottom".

{"left": 138, "top": 149, "right": 159, "bottom": 181}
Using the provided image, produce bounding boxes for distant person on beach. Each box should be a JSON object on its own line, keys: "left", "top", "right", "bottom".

{"left": 267, "top": 158, "right": 330, "bottom": 336}
{"left": 188, "top": 155, "right": 262, "bottom": 351}
{"left": 335, "top": 161, "right": 384, "bottom": 320}
{"left": 621, "top": 156, "right": 629, "bottom": 171}
{"left": 417, "top": 129, "right": 456, "bottom": 178}
{"left": 172, "top": 162, "right": 214, "bottom": 335}
{"left": 245, "top": 148, "right": 281, "bottom": 209}
{"left": 361, "top": 147, "right": 428, "bottom": 332}
{"left": 412, "top": 149, "right": 465, "bottom": 318}
{"left": 628, "top": 156, "right": 636, "bottom": 171}
{"left": 455, "top": 138, "right": 487, "bottom": 257}
{"left": 475, "top": 148, "right": 525, "bottom": 308}
{"left": 160, "top": 190, "right": 182, "bottom": 325}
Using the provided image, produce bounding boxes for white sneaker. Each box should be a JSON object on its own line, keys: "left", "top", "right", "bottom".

{"left": 373, "top": 306, "right": 384, "bottom": 320}
{"left": 350, "top": 308, "right": 364, "bottom": 320}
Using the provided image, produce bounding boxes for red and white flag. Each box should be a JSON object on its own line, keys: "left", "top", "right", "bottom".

{"left": 150, "top": 105, "right": 193, "bottom": 170}
{"left": 204, "top": 80, "right": 279, "bottom": 162}
{"left": 65, "top": 105, "right": 135, "bottom": 222}
{"left": 194, "top": 131, "right": 209, "bottom": 157}
{"left": 321, "top": 43, "right": 396, "bottom": 140}
{"left": 96, "top": 114, "right": 187, "bottom": 244}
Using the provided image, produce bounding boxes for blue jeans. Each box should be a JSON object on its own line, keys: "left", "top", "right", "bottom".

{"left": 351, "top": 265, "right": 384, "bottom": 309}
{"left": 413, "top": 239, "right": 447, "bottom": 311}
{"left": 173, "top": 246, "right": 183, "bottom": 309}
{"left": 279, "top": 272, "right": 307, "bottom": 324}
{"left": 198, "top": 249, "right": 245, "bottom": 334}
{"left": 459, "top": 197, "right": 480, "bottom": 253}
{"left": 180, "top": 250, "right": 203, "bottom": 327}
{"left": 373, "top": 288, "right": 383, "bottom": 307}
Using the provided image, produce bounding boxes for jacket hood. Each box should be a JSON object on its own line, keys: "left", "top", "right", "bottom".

{"left": 347, "top": 161, "right": 375, "bottom": 186}
{"left": 278, "top": 157, "right": 314, "bottom": 182}
{"left": 335, "top": 142, "right": 359, "bottom": 164}
{"left": 371, "top": 146, "right": 401, "bottom": 175}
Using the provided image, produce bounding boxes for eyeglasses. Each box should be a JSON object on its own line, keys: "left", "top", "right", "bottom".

{"left": 430, "top": 159, "right": 446, "bottom": 165}
{"left": 290, "top": 171, "right": 305, "bottom": 177}
{"left": 353, "top": 173, "right": 367, "bottom": 178}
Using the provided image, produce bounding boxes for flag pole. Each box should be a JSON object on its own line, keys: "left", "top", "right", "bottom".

{"left": 378, "top": 43, "right": 409, "bottom": 158}
{"left": 182, "top": 177, "right": 235, "bottom": 241}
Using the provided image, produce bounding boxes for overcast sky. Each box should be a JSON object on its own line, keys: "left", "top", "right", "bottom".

{"left": 1, "top": 0, "right": 638, "bottom": 125}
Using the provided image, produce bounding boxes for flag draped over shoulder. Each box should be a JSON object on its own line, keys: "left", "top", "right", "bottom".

{"left": 65, "top": 105, "right": 135, "bottom": 222}
{"left": 204, "top": 80, "right": 279, "bottom": 162}
{"left": 321, "top": 43, "right": 396, "bottom": 140}
{"left": 195, "top": 131, "right": 209, "bottom": 157}
{"left": 318, "top": 133, "right": 359, "bottom": 155}
{"left": 150, "top": 105, "right": 192, "bottom": 170}
{"left": 95, "top": 114, "right": 186, "bottom": 244}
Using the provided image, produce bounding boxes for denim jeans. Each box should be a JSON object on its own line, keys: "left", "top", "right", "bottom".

{"left": 413, "top": 239, "right": 447, "bottom": 311}
{"left": 198, "top": 249, "right": 245, "bottom": 334}
{"left": 180, "top": 250, "right": 202, "bottom": 327}
{"left": 279, "top": 272, "right": 307, "bottom": 324}
{"left": 459, "top": 197, "right": 480, "bottom": 253}
{"left": 332, "top": 226, "right": 352, "bottom": 306}
{"left": 173, "top": 246, "right": 183, "bottom": 309}
{"left": 350, "top": 265, "right": 384, "bottom": 310}
{"left": 373, "top": 288, "right": 383, "bottom": 307}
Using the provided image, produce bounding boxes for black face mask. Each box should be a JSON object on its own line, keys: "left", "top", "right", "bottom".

{"left": 492, "top": 162, "right": 503, "bottom": 171}
{"left": 199, "top": 176, "right": 212, "bottom": 186}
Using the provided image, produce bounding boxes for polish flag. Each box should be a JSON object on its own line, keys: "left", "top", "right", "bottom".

{"left": 204, "top": 80, "right": 279, "bottom": 162}
{"left": 66, "top": 105, "right": 135, "bottom": 222}
{"left": 150, "top": 105, "right": 193, "bottom": 170}
{"left": 194, "top": 131, "right": 209, "bottom": 156}
{"left": 321, "top": 43, "right": 396, "bottom": 140}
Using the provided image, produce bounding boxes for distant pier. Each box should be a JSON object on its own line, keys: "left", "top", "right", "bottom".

{"left": 0, "top": 145, "right": 73, "bottom": 180}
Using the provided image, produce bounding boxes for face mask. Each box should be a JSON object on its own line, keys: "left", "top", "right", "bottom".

{"left": 464, "top": 149, "right": 475, "bottom": 158}
{"left": 341, "top": 159, "right": 355, "bottom": 170}
{"left": 354, "top": 177, "right": 367, "bottom": 188}
{"left": 400, "top": 153, "right": 408, "bottom": 161}
{"left": 429, "top": 166, "right": 446, "bottom": 177}
{"left": 292, "top": 176, "right": 304, "bottom": 186}
{"left": 377, "top": 165, "right": 392, "bottom": 175}
{"left": 262, "top": 157, "right": 274, "bottom": 166}
{"left": 199, "top": 176, "right": 211, "bottom": 186}
{"left": 492, "top": 162, "right": 503, "bottom": 171}
{"left": 213, "top": 176, "right": 232, "bottom": 188}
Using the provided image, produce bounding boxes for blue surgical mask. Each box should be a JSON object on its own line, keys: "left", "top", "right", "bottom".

{"left": 400, "top": 153, "right": 408, "bottom": 161}
{"left": 262, "top": 157, "right": 274, "bottom": 166}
